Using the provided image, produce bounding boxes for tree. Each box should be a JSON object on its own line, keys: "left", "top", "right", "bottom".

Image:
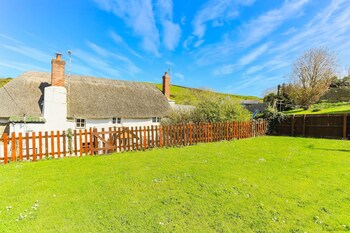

{"left": 287, "top": 48, "right": 338, "bottom": 109}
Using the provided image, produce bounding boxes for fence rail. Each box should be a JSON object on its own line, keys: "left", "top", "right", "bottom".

{"left": 0, "top": 120, "right": 266, "bottom": 165}
{"left": 273, "top": 113, "right": 348, "bottom": 139}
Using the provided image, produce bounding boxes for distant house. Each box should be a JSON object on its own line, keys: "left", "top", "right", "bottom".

{"left": 241, "top": 100, "right": 268, "bottom": 114}
{"left": 0, "top": 53, "right": 171, "bottom": 135}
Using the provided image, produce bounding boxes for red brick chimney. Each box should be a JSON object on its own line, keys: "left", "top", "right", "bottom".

{"left": 162, "top": 71, "right": 170, "bottom": 99}
{"left": 51, "top": 53, "right": 66, "bottom": 87}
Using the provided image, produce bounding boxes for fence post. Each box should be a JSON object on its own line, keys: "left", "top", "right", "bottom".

{"left": 343, "top": 113, "right": 347, "bottom": 139}
{"left": 11, "top": 132, "right": 16, "bottom": 162}
{"left": 291, "top": 115, "right": 295, "bottom": 137}
{"left": 3, "top": 133, "right": 8, "bottom": 164}
{"left": 32, "top": 132, "right": 37, "bottom": 161}
{"left": 302, "top": 114, "right": 306, "bottom": 137}
{"left": 159, "top": 126, "right": 163, "bottom": 148}
{"left": 19, "top": 133, "right": 23, "bottom": 161}
{"left": 90, "top": 128, "right": 94, "bottom": 155}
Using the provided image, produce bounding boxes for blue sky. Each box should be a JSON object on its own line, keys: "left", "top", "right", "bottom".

{"left": 1, "top": 0, "right": 350, "bottom": 97}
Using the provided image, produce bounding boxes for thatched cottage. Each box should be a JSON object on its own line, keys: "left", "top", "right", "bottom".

{"left": 0, "top": 53, "right": 171, "bottom": 135}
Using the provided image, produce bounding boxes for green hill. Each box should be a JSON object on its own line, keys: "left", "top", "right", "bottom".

{"left": 0, "top": 78, "right": 260, "bottom": 105}
{"left": 155, "top": 84, "right": 260, "bottom": 105}
{"left": 0, "top": 78, "right": 12, "bottom": 88}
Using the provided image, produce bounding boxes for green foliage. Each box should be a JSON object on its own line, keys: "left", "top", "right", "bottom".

{"left": 263, "top": 92, "right": 277, "bottom": 105}
{"left": 192, "top": 96, "right": 251, "bottom": 123}
{"left": 1, "top": 137, "right": 350, "bottom": 232}
{"left": 257, "top": 106, "right": 286, "bottom": 134}
{"left": 162, "top": 96, "right": 251, "bottom": 125}
{"left": 66, "top": 128, "right": 74, "bottom": 155}
{"left": 161, "top": 108, "right": 194, "bottom": 125}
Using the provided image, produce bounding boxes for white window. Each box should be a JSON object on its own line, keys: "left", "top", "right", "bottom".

{"left": 76, "top": 119, "right": 86, "bottom": 128}
{"left": 152, "top": 117, "right": 161, "bottom": 123}
{"left": 113, "top": 118, "right": 121, "bottom": 124}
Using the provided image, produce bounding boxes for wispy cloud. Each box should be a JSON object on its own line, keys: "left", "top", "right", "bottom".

{"left": 238, "top": 0, "right": 309, "bottom": 48}
{"left": 109, "top": 31, "right": 143, "bottom": 59}
{"left": 86, "top": 41, "right": 141, "bottom": 76}
{"left": 1, "top": 44, "right": 52, "bottom": 64}
{"left": 192, "top": 0, "right": 250, "bottom": 39}
{"left": 174, "top": 72, "right": 184, "bottom": 80}
{"left": 212, "top": 64, "right": 236, "bottom": 76}
{"left": 238, "top": 43, "right": 270, "bottom": 66}
{"left": 154, "top": 0, "right": 181, "bottom": 51}
{"left": 94, "top": 0, "right": 160, "bottom": 56}
{"left": 165, "top": 61, "right": 174, "bottom": 66}
{"left": 212, "top": 43, "right": 269, "bottom": 76}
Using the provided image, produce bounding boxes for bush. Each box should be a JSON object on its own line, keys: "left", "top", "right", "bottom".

{"left": 256, "top": 106, "right": 286, "bottom": 134}
{"left": 162, "top": 96, "right": 251, "bottom": 125}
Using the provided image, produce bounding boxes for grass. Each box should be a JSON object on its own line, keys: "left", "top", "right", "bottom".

{"left": 154, "top": 84, "right": 260, "bottom": 105}
{"left": 284, "top": 102, "right": 350, "bottom": 115}
{"left": 0, "top": 78, "right": 12, "bottom": 88}
{"left": 1, "top": 136, "right": 350, "bottom": 232}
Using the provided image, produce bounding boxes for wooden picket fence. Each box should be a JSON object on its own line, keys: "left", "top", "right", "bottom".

{"left": 0, "top": 120, "right": 266, "bottom": 165}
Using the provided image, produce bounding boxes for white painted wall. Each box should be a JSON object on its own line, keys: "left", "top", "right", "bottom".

{"left": 43, "top": 86, "right": 68, "bottom": 131}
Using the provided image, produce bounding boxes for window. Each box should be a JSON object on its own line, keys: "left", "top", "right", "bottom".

{"left": 152, "top": 117, "right": 161, "bottom": 123}
{"left": 113, "top": 118, "right": 121, "bottom": 124}
{"left": 76, "top": 119, "right": 86, "bottom": 128}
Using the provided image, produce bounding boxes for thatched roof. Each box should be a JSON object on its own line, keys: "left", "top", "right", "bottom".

{"left": 0, "top": 71, "right": 171, "bottom": 119}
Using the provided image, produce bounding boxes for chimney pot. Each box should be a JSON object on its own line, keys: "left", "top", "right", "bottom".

{"left": 55, "top": 52, "right": 62, "bottom": 60}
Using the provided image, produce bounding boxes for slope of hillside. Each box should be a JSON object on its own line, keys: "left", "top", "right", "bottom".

{"left": 0, "top": 78, "right": 12, "bottom": 88}
{"left": 0, "top": 78, "right": 260, "bottom": 105}
{"left": 155, "top": 84, "right": 260, "bottom": 105}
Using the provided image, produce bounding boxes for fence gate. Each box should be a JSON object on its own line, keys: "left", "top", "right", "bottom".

{"left": 91, "top": 128, "right": 118, "bottom": 154}
{"left": 91, "top": 127, "right": 141, "bottom": 154}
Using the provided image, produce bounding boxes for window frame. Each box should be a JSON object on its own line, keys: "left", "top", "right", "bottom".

{"left": 75, "top": 118, "right": 86, "bottom": 129}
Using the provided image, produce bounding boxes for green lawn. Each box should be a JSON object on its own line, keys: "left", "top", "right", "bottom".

{"left": 1, "top": 136, "right": 349, "bottom": 232}
{"left": 284, "top": 102, "right": 350, "bottom": 115}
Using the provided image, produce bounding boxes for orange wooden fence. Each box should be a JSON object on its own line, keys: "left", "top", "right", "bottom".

{"left": 0, "top": 120, "right": 266, "bottom": 165}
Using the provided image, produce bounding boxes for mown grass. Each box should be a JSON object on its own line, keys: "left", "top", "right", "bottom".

{"left": 0, "top": 136, "right": 350, "bottom": 232}
{"left": 154, "top": 84, "right": 260, "bottom": 105}
{"left": 284, "top": 102, "right": 350, "bottom": 115}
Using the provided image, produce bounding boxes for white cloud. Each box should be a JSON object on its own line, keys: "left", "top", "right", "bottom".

{"left": 155, "top": 0, "right": 181, "bottom": 51}
{"left": 174, "top": 72, "right": 184, "bottom": 80}
{"left": 94, "top": 0, "right": 160, "bottom": 56}
{"left": 165, "top": 61, "right": 174, "bottom": 66}
{"left": 1, "top": 44, "right": 52, "bottom": 63}
{"left": 194, "top": 39, "right": 205, "bottom": 48}
{"left": 85, "top": 41, "right": 141, "bottom": 76}
{"left": 212, "top": 64, "right": 236, "bottom": 76}
{"left": 192, "top": 0, "right": 242, "bottom": 39}
{"left": 238, "top": 43, "right": 270, "bottom": 66}
{"left": 183, "top": 36, "right": 194, "bottom": 50}
{"left": 239, "top": 0, "right": 309, "bottom": 48}
{"left": 282, "top": 27, "right": 298, "bottom": 36}
{"left": 109, "top": 31, "right": 143, "bottom": 59}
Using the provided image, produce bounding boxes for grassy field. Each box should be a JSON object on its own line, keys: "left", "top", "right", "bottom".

{"left": 0, "top": 136, "right": 349, "bottom": 232}
{"left": 285, "top": 102, "right": 350, "bottom": 115}
{"left": 154, "top": 84, "right": 260, "bottom": 105}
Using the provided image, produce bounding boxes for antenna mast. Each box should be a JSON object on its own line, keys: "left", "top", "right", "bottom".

{"left": 67, "top": 50, "right": 72, "bottom": 93}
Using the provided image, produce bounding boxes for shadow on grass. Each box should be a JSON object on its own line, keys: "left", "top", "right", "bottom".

{"left": 306, "top": 144, "right": 350, "bottom": 153}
